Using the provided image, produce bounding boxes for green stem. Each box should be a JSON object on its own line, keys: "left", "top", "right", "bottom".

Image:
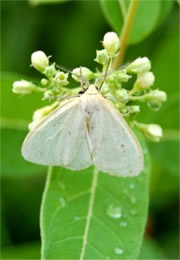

{"left": 129, "top": 95, "right": 146, "bottom": 101}
{"left": 113, "top": 0, "right": 139, "bottom": 69}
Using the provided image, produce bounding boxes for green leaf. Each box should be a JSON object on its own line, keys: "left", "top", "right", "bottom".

{"left": 29, "top": 0, "right": 68, "bottom": 6}
{"left": 0, "top": 72, "right": 47, "bottom": 177}
{"left": 40, "top": 134, "right": 150, "bottom": 259}
{"left": 100, "top": 0, "right": 162, "bottom": 44}
{"left": 157, "top": 0, "right": 174, "bottom": 26}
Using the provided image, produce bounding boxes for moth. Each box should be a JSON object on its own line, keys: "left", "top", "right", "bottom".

{"left": 22, "top": 82, "right": 144, "bottom": 177}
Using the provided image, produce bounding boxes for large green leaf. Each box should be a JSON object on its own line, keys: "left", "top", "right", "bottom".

{"left": 0, "top": 72, "right": 47, "bottom": 177}
{"left": 40, "top": 134, "right": 150, "bottom": 259}
{"left": 100, "top": 0, "right": 174, "bottom": 44}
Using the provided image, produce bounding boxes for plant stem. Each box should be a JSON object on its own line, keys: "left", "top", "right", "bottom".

{"left": 113, "top": 0, "right": 139, "bottom": 69}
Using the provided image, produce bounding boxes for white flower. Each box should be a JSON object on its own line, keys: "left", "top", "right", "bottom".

{"left": 116, "top": 88, "right": 128, "bottom": 100}
{"left": 12, "top": 80, "right": 36, "bottom": 95}
{"left": 31, "top": 51, "right": 49, "bottom": 72}
{"left": 127, "top": 57, "right": 151, "bottom": 74}
{"left": 55, "top": 72, "right": 69, "bottom": 86}
{"left": 147, "top": 124, "right": 162, "bottom": 141}
{"left": 134, "top": 72, "right": 155, "bottom": 90}
{"left": 129, "top": 105, "right": 140, "bottom": 114}
{"left": 72, "top": 67, "right": 93, "bottom": 82}
{"left": 94, "top": 49, "right": 109, "bottom": 65}
{"left": 29, "top": 103, "right": 58, "bottom": 130}
{"left": 135, "top": 122, "right": 163, "bottom": 142}
{"left": 145, "top": 89, "right": 167, "bottom": 104}
{"left": 103, "top": 32, "right": 120, "bottom": 57}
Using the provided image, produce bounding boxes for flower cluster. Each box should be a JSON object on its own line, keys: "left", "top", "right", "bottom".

{"left": 12, "top": 32, "right": 167, "bottom": 141}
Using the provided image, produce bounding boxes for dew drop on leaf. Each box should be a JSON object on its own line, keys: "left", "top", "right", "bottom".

{"left": 130, "top": 196, "right": 137, "bottom": 204}
{"left": 119, "top": 221, "right": 127, "bottom": 227}
{"left": 147, "top": 102, "right": 161, "bottom": 111}
{"left": 114, "top": 247, "right": 124, "bottom": 255}
{"left": 106, "top": 204, "right": 122, "bottom": 219}
{"left": 123, "top": 188, "right": 128, "bottom": 194}
{"left": 74, "top": 216, "right": 80, "bottom": 221}
{"left": 129, "top": 183, "right": 135, "bottom": 189}
{"left": 58, "top": 181, "right": 66, "bottom": 190}
{"left": 59, "top": 197, "right": 66, "bottom": 207}
{"left": 130, "top": 209, "right": 137, "bottom": 215}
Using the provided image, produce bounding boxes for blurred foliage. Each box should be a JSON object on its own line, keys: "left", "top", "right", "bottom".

{"left": 100, "top": 0, "right": 173, "bottom": 44}
{"left": 0, "top": 0, "right": 179, "bottom": 259}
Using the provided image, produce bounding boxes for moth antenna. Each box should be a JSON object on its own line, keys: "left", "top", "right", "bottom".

{"left": 98, "top": 58, "right": 112, "bottom": 91}
{"left": 56, "top": 63, "right": 89, "bottom": 89}
{"left": 80, "top": 66, "right": 86, "bottom": 91}
{"left": 96, "top": 62, "right": 129, "bottom": 86}
{"left": 104, "top": 95, "right": 129, "bottom": 103}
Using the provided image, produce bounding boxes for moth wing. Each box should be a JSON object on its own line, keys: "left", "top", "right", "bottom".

{"left": 89, "top": 98, "right": 143, "bottom": 176}
{"left": 22, "top": 98, "right": 92, "bottom": 170}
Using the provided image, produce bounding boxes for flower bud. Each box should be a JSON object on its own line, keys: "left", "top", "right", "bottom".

{"left": 129, "top": 105, "right": 140, "bottom": 115}
{"left": 94, "top": 49, "right": 109, "bottom": 65}
{"left": 44, "top": 63, "right": 57, "bottom": 78}
{"left": 72, "top": 67, "right": 93, "bottom": 82}
{"left": 116, "top": 88, "right": 128, "bottom": 101}
{"left": 116, "top": 69, "right": 131, "bottom": 82}
{"left": 127, "top": 57, "right": 151, "bottom": 74}
{"left": 103, "top": 32, "right": 120, "bottom": 57}
{"left": 55, "top": 72, "right": 69, "bottom": 86}
{"left": 29, "top": 103, "right": 58, "bottom": 130}
{"left": 41, "top": 78, "right": 49, "bottom": 86}
{"left": 33, "top": 104, "right": 57, "bottom": 121}
{"left": 12, "top": 80, "right": 36, "bottom": 95}
{"left": 31, "top": 51, "right": 49, "bottom": 73}
{"left": 134, "top": 72, "right": 155, "bottom": 90}
{"left": 43, "top": 90, "right": 54, "bottom": 100}
{"left": 145, "top": 89, "right": 167, "bottom": 104}
{"left": 135, "top": 122, "right": 162, "bottom": 142}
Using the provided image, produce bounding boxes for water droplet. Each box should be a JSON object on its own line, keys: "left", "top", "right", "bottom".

{"left": 123, "top": 188, "right": 128, "bottom": 194}
{"left": 58, "top": 181, "right": 66, "bottom": 190}
{"left": 129, "top": 183, "right": 135, "bottom": 189}
{"left": 59, "top": 197, "right": 66, "bottom": 207}
{"left": 147, "top": 102, "right": 161, "bottom": 111}
{"left": 74, "top": 216, "right": 80, "bottom": 221}
{"left": 106, "top": 204, "right": 122, "bottom": 219}
{"left": 130, "top": 209, "right": 137, "bottom": 215}
{"left": 130, "top": 196, "right": 136, "bottom": 204}
{"left": 120, "top": 221, "right": 127, "bottom": 227}
{"left": 115, "top": 247, "right": 123, "bottom": 255}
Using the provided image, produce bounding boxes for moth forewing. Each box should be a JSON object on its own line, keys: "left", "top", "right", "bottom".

{"left": 22, "top": 97, "right": 92, "bottom": 169}
{"left": 88, "top": 95, "right": 144, "bottom": 177}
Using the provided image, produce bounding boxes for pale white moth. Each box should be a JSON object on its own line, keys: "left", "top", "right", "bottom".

{"left": 22, "top": 81, "right": 144, "bottom": 177}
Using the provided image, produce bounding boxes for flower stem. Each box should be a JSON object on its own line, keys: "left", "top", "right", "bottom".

{"left": 113, "top": 0, "right": 139, "bottom": 69}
